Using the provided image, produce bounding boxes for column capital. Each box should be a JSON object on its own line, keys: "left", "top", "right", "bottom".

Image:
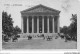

{"left": 41, "top": 15, "right": 44, "bottom": 17}
{"left": 22, "top": 15, "right": 27, "bottom": 17}
{"left": 31, "top": 16, "right": 34, "bottom": 18}
{"left": 50, "top": 15, "right": 55, "bottom": 18}
{"left": 57, "top": 15, "right": 60, "bottom": 18}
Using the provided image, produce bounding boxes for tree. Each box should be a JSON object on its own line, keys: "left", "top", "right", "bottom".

{"left": 13, "top": 26, "right": 21, "bottom": 35}
{"left": 60, "top": 26, "right": 68, "bottom": 34}
{"left": 2, "top": 11, "right": 14, "bottom": 38}
{"left": 60, "top": 14, "right": 77, "bottom": 41}
{"left": 70, "top": 14, "right": 77, "bottom": 34}
{"left": 69, "top": 14, "right": 77, "bottom": 41}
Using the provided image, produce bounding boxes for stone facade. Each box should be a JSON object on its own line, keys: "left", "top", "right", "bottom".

{"left": 20, "top": 4, "right": 60, "bottom": 37}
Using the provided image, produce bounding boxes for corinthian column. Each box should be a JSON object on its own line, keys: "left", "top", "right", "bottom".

{"left": 57, "top": 16, "right": 60, "bottom": 33}
{"left": 27, "top": 17, "right": 29, "bottom": 33}
{"left": 21, "top": 16, "right": 23, "bottom": 33}
{"left": 47, "top": 16, "right": 49, "bottom": 33}
{"left": 37, "top": 16, "right": 39, "bottom": 33}
{"left": 32, "top": 16, "right": 34, "bottom": 33}
{"left": 42, "top": 16, "right": 44, "bottom": 33}
{"left": 52, "top": 16, "right": 54, "bottom": 33}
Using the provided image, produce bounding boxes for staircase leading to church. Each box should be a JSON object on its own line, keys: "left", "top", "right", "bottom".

{"left": 20, "top": 33, "right": 58, "bottom": 38}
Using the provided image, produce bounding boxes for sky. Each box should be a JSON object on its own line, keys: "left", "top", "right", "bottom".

{"left": 1, "top": 0, "right": 80, "bottom": 28}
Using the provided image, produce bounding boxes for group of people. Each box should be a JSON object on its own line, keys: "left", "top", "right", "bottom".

{"left": 12, "top": 33, "right": 72, "bottom": 42}
{"left": 57, "top": 33, "right": 71, "bottom": 42}
{"left": 27, "top": 34, "right": 53, "bottom": 41}
{"left": 3, "top": 32, "right": 72, "bottom": 42}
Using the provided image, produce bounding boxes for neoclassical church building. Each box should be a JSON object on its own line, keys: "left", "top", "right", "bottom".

{"left": 20, "top": 4, "right": 60, "bottom": 37}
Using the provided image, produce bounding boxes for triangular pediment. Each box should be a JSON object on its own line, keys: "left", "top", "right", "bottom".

{"left": 21, "top": 4, "right": 60, "bottom": 13}
{"left": 27, "top": 7, "right": 53, "bottom": 12}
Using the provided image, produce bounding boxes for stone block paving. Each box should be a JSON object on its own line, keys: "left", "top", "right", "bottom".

{"left": 2, "top": 37, "right": 77, "bottom": 49}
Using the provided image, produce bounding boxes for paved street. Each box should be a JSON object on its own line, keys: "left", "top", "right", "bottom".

{"left": 2, "top": 37, "right": 77, "bottom": 49}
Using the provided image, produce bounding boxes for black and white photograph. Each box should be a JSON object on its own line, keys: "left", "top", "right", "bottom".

{"left": 1, "top": 0, "right": 79, "bottom": 50}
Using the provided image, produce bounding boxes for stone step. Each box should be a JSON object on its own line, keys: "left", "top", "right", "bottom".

{"left": 19, "top": 33, "right": 58, "bottom": 38}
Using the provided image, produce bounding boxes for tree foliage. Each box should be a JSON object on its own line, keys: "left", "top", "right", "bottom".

{"left": 2, "top": 11, "right": 21, "bottom": 42}
{"left": 2, "top": 11, "right": 14, "bottom": 37}
{"left": 13, "top": 26, "right": 21, "bottom": 35}
{"left": 60, "top": 14, "right": 77, "bottom": 41}
{"left": 60, "top": 26, "right": 68, "bottom": 34}
{"left": 69, "top": 14, "right": 77, "bottom": 36}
